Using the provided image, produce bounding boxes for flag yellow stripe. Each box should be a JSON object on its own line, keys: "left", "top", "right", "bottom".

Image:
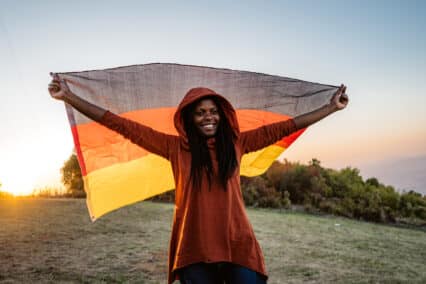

{"left": 84, "top": 153, "right": 174, "bottom": 221}
{"left": 240, "top": 145, "right": 287, "bottom": 176}
{"left": 84, "top": 143, "right": 287, "bottom": 220}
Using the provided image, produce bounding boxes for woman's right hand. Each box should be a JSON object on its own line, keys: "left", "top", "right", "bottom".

{"left": 47, "top": 73, "right": 107, "bottom": 121}
{"left": 48, "top": 74, "right": 71, "bottom": 101}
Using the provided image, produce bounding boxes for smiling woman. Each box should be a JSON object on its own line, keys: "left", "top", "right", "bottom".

{"left": 191, "top": 98, "right": 221, "bottom": 137}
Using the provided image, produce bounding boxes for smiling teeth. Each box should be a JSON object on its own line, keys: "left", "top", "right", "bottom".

{"left": 203, "top": 124, "right": 214, "bottom": 129}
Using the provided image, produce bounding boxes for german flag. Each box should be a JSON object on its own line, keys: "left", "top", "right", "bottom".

{"left": 56, "top": 63, "right": 338, "bottom": 220}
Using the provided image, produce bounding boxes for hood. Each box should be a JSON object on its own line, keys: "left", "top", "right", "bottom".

{"left": 174, "top": 87, "right": 240, "bottom": 141}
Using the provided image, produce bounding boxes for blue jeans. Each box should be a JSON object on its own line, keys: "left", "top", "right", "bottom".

{"left": 178, "top": 262, "right": 267, "bottom": 284}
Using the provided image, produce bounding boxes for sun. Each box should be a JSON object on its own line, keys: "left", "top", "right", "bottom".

{"left": 1, "top": 175, "right": 35, "bottom": 196}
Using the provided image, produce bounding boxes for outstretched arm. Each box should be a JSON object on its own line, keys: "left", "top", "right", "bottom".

{"left": 48, "top": 74, "right": 106, "bottom": 121}
{"left": 48, "top": 74, "right": 175, "bottom": 159}
{"left": 239, "top": 84, "right": 349, "bottom": 153}
{"left": 293, "top": 84, "right": 349, "bottom": 130}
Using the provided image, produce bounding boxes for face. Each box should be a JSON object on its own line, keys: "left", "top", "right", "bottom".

{"left": 192, "top": 99, "right": 221, "bottom": 137}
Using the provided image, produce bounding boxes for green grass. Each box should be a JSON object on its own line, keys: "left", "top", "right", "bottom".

{"left": 0, "top": 199, "right": 425, "bottom": 283}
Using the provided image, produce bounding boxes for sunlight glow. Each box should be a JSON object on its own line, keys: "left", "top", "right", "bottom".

{"left": 0, "top": 156, "right": 40, "bottom": 196}
{"left": 1, "top": 177, "right": 34, "bottom": 196}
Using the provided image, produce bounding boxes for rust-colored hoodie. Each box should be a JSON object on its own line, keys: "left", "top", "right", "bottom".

{"left": 100, "top": 87, "right": 298, "bottom": 283}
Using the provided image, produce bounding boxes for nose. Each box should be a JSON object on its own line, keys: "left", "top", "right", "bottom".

{"left": 204, "top": 112, "right": 214, "bottom": 121}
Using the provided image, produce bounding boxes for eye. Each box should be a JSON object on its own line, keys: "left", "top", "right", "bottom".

{"left": 211, "top": 109, "right": 218, "bottom": 115}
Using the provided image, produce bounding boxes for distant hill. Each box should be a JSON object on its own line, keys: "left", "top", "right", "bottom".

{"left": 361, "top": 155, "right": 426, "bottom": 195}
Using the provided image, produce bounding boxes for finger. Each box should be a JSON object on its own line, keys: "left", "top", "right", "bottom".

{"left": 49, "top": 86, "right": 60, "bottom": 93}
{"left": 339, "top": 94, "right": 349, "bottom": 104}
{"left": 50, "top": 72, "right": 60, "bottom": 81}
{"left": 337, "top": 84, "right": 344, "bottom": 95}
{"left": 49, "top": 87, "right": 59, "bottom": 93}
{"left": 49, "top": 81, "right": 60, "bottom": 86}
{"left": 48, "top": 82, "right": 61, "bottom": 92}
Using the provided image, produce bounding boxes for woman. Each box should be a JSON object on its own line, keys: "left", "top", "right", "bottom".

{"left": 49, "top": 76, "right": 348, "bottom": 284}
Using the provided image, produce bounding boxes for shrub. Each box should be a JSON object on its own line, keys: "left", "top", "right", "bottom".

{"left": 157, "top": 159, "right": 425, "bottom": 225}
{"left": 400, "top": 191, "right": 426, "bottom": 219}
{"left": 241, "top": 176, "right": 281, "bottom": 208}
{"left": 246, "top": 160, "right": 425, "bottom": 224}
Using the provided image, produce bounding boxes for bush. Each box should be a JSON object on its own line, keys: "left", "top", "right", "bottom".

{"left": 241, "top": 176, "right": 282, "bottom": 208}
{"left": 242, "top": 159, "right": 425, "bottom": 225}
{"left": 278, "top": 164, "right": 314, "bottom": 204}
{"left": 281, "top": 190, "right": 292, "bottom": 209}
{"left": 400, "top": 191, "right": 426, "bottom": 219}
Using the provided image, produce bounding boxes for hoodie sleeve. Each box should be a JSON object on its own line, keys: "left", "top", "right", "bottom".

{"left": 239, "top": 119, "right": 298, "bottom": 154}
{"left": 99, "top": 111, "right": 176, "bottom": 159}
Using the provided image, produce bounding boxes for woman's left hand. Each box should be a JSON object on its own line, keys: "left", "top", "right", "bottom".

{"left": 293, "top": 84, "right": 349, "bottom": 129}
{"left": 331, "top": 84, "right": 349, "bottom": 111}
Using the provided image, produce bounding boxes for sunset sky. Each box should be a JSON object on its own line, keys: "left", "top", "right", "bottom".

{"left": 0, "top": 0, "right": 425, "bottom": 196}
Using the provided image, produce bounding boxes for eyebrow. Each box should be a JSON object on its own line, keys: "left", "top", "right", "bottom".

{"left": 196, "top": 106, "right": 218, "bottom": 111}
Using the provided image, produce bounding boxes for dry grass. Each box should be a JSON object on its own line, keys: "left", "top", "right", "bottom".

{"left": 0, "top": 198, "right": 425, "bottom": 283}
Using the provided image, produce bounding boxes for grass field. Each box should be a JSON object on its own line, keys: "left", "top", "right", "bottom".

{"left": 1, "top": 198, "right": 425, "bottom": 283}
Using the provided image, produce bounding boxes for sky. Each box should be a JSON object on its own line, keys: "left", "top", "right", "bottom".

{"left": 0, "top": 0, "right": 425, "bottom": 195}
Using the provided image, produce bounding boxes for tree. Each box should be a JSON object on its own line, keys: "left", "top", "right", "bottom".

{"left": 366, "top": 177, "right": 380, "bottom": 187}
{"left": 61, "top": 153, "right": 85, "bottom": 198}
